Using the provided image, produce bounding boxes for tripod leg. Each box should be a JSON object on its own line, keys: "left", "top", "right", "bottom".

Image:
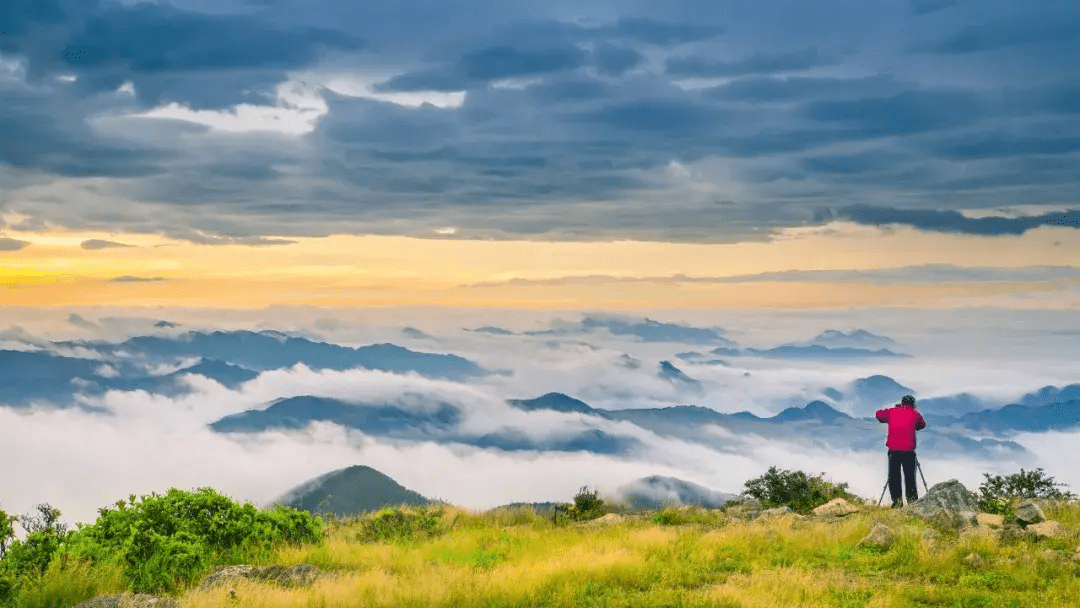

{"left": 915, "top": 457, "right": 929, "bottom": 495}
{"left": 878, "top": 452, "right": 891, "bottom": 507}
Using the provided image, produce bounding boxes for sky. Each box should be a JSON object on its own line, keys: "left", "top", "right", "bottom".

{"left": 1, "top": 0, "right": 1079, "bottom": 308}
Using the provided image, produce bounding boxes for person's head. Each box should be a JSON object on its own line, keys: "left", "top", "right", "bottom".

{"left": 901, "top": 395, "right": 916, "bottom": 406}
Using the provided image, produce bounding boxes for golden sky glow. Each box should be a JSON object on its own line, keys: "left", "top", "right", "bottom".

{"left": 2, "top": 223, "right": 1078, "bottom": 308}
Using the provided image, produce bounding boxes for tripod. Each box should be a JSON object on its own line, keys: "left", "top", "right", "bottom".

{"left": 877, "top": 453, "right": 929, "bottom": 507}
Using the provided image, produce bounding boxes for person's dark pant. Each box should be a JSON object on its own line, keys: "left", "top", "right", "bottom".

{"left": 888, "top": 450, "right": 919, "bottom": 506}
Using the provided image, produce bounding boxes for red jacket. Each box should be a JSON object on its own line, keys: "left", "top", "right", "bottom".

{"left": 875, "top": 403, "right": 926, "bottom": 451}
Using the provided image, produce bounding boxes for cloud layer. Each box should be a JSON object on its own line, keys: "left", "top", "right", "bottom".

{"left": 1, "top": 306, "right": 1079, "bottom": 531}
{"left": 0, "top": 0, "right": 1077, "bottom": 242}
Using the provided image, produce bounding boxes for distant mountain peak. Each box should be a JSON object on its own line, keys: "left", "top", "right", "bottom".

{"left": 508, "top": 393, "right": 595, "bottom": 414}
{"left": 772, "top": 400, "right": 852, "bottom": 424}
{"left": 276, "top": 465, "right": 430, "bottom": 517}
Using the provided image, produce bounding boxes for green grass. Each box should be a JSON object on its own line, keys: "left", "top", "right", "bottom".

{"left": 11, "top": 501, "right": 1080, "bottom": 608}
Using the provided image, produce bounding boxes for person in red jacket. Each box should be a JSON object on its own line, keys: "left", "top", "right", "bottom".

{"left": 876, "top": 395, "right": 926, "bottom": 508}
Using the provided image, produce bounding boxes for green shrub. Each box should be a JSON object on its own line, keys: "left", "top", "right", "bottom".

{"left": 742, "top": 466, "right": 859, "bottom": 514}
{"left": 355, "top": 506, "right": 444, "bottom": 543}
{"left": 977, "top": 468, "right": 1076, "bottom": 516}
{"left": 564, "top": 486, "right": 605, "bottom": 521}
{"left": 0, "top": 488, "right": 324, "bottom": 599}
{"left": 651, "top": 508, "right": 688, "bottom": 526}
{"left": 0, "top": 509, "right": 16, "bottom": 561}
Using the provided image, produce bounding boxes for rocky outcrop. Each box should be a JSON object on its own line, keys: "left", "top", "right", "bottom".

{"left": 74, "top": 595, "right": 178, "bottom": 608}
{"left": 812, "top": 498, "right": 859, "bottom": 518}
{"left": 197, "top": 564, "right": 320, "bottom": 590}
{"left": 907, "top": 479, "right": 978, "bottom": 520}
{"left": 1014, "top": 502, "right": 1046, "bottom": 526}
{"left": 975, "top": 513, "right": 1004, "bottom": 528}
{"left": 858, "top": 523, "right": 892, "bottom": 548}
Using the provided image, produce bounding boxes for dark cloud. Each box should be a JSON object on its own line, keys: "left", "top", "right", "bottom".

{"left": 3, "top": 0, "right": 362, "bottom": 78}
{"left": 838, "top": 205, "right": 1080, "bottom": 235}
{"left": 803, "top": 151, "right": 910, "bottom": 175}
{"left": 109, "top": 275, "right": 166, "bottom": 283}
{"left": 666, "top": 47, "right": 834, "bottom": 78}
{"left": 704, "top": 75, "right": 904, "bottom": 103}
{"left": 917, "top": 13, "right": 1080, "bottom": 54}
{"left": 909, "top": 0, "right": 958, "bottom": 15}
{"left": 931, "top": 134, "right": 1080, "bottom": 160}
{"left": 0, "top": 238, "right": 30, "bottom": 251}
{"left": 602, "top": 18, "right": 724, "bottom": 46}
{"left": 81, "top": 239, "right": 132, "bottom": 250}
{"left": 577, "top": 99, "right": 731, "bottom": 137}
{"left": 3, "top": 0, "right": 1080, "bottom": 244}
{"left": 591, "top": 43, "right": 645, "bottom": 77}
{"left": 377, "top": 44, "right": 587, "bottom": 92}
{"left": 465, "top": 265, "right": 1080, "bottom": 287}
{"left": 0, "top": 84, "right": 175, "bottom": 178}
{"left": 804, "top": 89, "right": 984, "bottom": 137}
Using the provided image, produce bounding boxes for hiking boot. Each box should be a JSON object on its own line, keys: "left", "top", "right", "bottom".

{"left": 891, "top": 499, "right": 903, "bottom": 509}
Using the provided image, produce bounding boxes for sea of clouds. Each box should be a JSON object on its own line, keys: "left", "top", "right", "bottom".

{"left": 2, "top": 305, "right": 1079, "bottom": 532}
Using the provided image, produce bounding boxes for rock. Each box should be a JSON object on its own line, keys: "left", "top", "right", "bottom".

{"left": 963, "top": 553, "right": 983, "bottom": 567}
{"left": 587, "top": 513, "right": 626, "bottom": 525}
{"left": 975, "top": 513, "right": 1004, "bottom": 528}
{"left": 812, "top": 498, "right": 859, "bottom": 518}
{"left": 924, "top": 510, "right": 978, "bottom": 532}
{"left": 198, "top": 564, "right": 320, "bottom": 590}
{"left": 1027, "top": 520, "right": 1066, "bottom": 540}
{"left": 1015, "top": 502, "right": 1046, "bottom": 526}
{"left": 908, "top": 480, "right": 979, "bottom": 519}
{"left": 998, "top": 524, "right": 1036, "bottom": 545}
{"left": 858, "top": 523, "right": 893, "bottom": 548}
{"left": 74, "top": 595, "right": 178, "bottom": 608}
{"left": 758, "top": 506, "right": 798, "bottom": 520}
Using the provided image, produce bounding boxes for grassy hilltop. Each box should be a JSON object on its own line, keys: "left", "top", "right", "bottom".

{"left": 177, "top": 502, "right": 1080, "bottom": 608}
{"left": 3, "top": 469, "right": 1080, "bottom": 608}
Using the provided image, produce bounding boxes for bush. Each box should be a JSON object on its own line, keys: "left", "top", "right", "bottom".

{"left": 651, "top": 507, "right": 688, "bottom": 526}
{"left": 977, "top": 468, "right": 1076, "bottom": 515}
{"left": 565, "top": 486, "right": 605, "bottom": 521}
{"left": 742, "top": 466, "right": 859, "bottom": 514}
{"left": 0, "top": 488, "right": 325, "bottom": 599}
{"left": 355, "top": 506, "right": 444, "bottom": 543}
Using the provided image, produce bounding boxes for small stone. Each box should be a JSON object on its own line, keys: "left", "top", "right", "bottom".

{"left": 759, "top": 506, "right": 793, "bottom": 519}
{"left": 1041, "top": 549, "right": 1063, "bottom": 563}
{"left": 1015, "top": 502, "right": 1046, "bottom": 526}
{"left": 812, "top": 498, "right": 859, "bottom": 517}
{"left": 858, "top": 523, "right": 893, "bottom": 548}
{"left": 963, "top": 553, "right": 983, "bottom": 567}
{"left": 1027, "top": 520, "right": 1066, "bottom": 540}
{"left": 975, "top": 513, "right": 1004, "bottom": 528}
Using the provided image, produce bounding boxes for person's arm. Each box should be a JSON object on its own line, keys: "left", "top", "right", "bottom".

{"left": 915, "top": 412, "right": 926, "bottom": 431}
{"left": 876, "top": 408, "right": 889, "bottom": 423}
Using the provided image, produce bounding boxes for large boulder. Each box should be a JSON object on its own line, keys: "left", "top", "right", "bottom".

{"left": 74, "top": 595, "right": 178, "bottom": 608}
{"left": 1014, "top": 502, "right": 1046, "bottom": 526}
{"left": 812, "top": 498, "right": 859, "bottom": 518}
{"left": 198, "top": 564, "right": 320, "bottom": 590}
{"left": 907, "top": 479, "right": 979, "bottom": 519}
{"left": 975, "top": 513, "right": 1004, "bottom": 528}
{"left": 1028, "top": 520, "right": 1067, "bottom": 540}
